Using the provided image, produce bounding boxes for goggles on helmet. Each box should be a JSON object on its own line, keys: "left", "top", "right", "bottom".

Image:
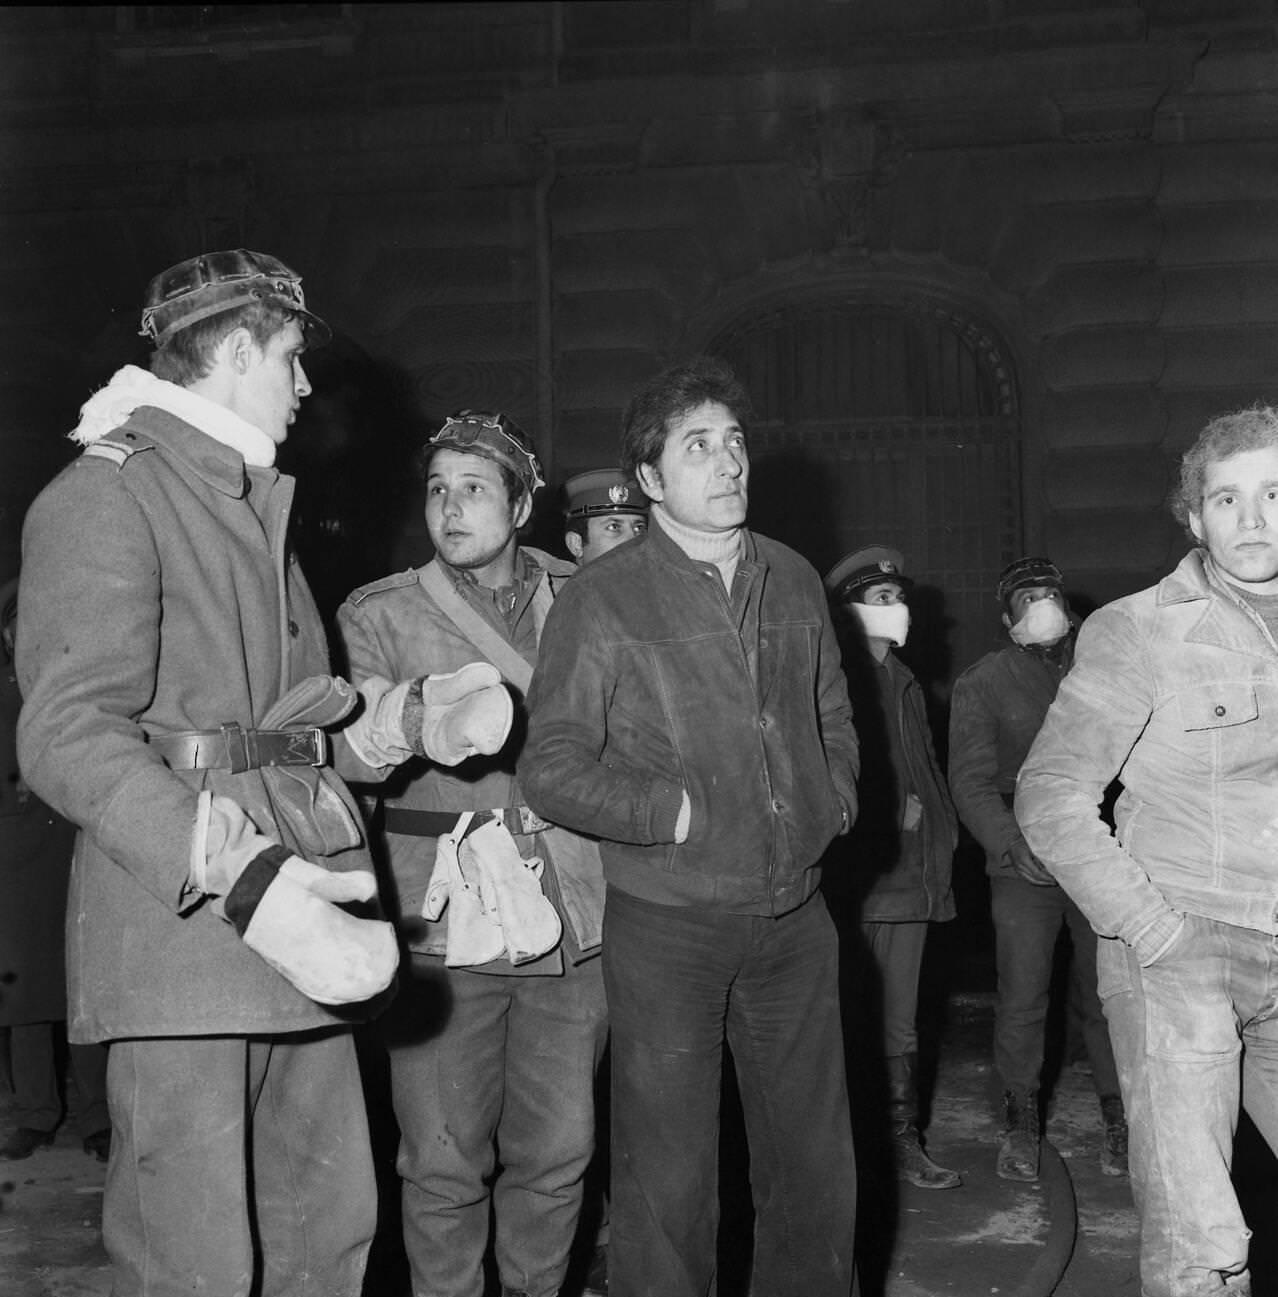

{"left": 427, "top": 410, "right": 545, "bottom": 494}
{"left": 138, "top": 249, "right": 331, "bottom": 347}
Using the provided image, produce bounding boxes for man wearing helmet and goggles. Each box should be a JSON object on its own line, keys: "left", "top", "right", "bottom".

{"left": 15, "top": 250, "right": 512, "bottom": 1297}
{"left": 337, "top": 410, "right": 607, "bottom": 1297}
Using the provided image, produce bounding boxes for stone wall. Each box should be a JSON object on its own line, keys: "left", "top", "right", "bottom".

{"left": 2, "top": 1, "right": 1277, "bottom": 664}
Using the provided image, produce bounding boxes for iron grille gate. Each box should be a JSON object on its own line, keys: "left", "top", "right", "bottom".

{"left": 710, "top": 296, "right": 1021, "bottom": 683}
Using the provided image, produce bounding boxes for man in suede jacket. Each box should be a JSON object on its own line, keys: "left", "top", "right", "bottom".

{"left": 523, "top": 357, "right": 859, "bottom": 1297}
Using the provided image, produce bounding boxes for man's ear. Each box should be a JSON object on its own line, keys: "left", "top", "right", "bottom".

{"left": 223, "top": 326, "right": 257, "bottom": 375}
{"left": 564, "top": 531, "right": 584, "bottom": 561}
{"left": 636, "top": 462, "right": 663, "bottom": 503}
{"left": 513, "top": 491, "right": 534, "bottom": 531}
{"left": 1188, "top": 511, "right": 1204, "bottom": 544}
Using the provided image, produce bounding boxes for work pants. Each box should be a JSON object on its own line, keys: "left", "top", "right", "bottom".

{"left": 1101, "top": 916, "right": 1278, "bottom": 1297}
{"left": 990, "top": 874, "right": 1119, "bottom": 1098}
{"left": 604, "top": 886, "right": 857, "bottom": 1297}
{"left": 8, "top": 1021, "right": 108, "bottom": 1136}
{"left": 103, "top": 1029, "right": 375, "bottom": 1297}
{"left": 383, "top": 952, "right": 608, "bottom": 1297}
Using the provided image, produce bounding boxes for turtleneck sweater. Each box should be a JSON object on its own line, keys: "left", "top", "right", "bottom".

{"left": 651, "top": 503, "right": 743, "bottom": 591}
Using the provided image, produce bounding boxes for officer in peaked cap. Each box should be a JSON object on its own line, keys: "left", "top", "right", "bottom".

{"left": 823, "top": 543, "right": 963, "bottom": 1191}
{"left": 824, "top": 545, "right": 914, "bottom": 607}
{"left": 562, "top": 467, "right": 649, "bottom": 565}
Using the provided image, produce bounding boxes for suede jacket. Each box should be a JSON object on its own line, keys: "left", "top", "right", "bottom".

{"left": 521, "top": 522, "right": 858, "bottom": 916}
{"left": 17, "top": 408, "right": 376, "bottom": 1042}
{"left": 948, "top": 633, "right": 1073, "bottom": 879}
{"left": 1017, "top": 549, "right": 1278, "bottom": 966}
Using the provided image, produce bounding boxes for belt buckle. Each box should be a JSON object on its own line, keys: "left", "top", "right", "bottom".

{"left": 220, "top": 722, "right": 252, "bottom": 775}
{"left": 292, "top": 726, "right": 327, "bottom": 767}
{"left": 510, "top": 805, "right": 549, "bottom": 835}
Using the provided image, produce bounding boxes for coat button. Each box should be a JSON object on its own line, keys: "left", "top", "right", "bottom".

{"left": 1215, "top": 704, "right": 1226, "bottom": 716}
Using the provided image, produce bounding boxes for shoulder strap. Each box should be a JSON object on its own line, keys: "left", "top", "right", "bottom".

{"left": 420, "top": 559, "right": 541, "bottom": 693}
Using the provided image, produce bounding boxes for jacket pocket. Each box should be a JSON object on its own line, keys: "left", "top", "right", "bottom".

{"left": 1178, "top": 683, "right": 1258, "bottom": 731}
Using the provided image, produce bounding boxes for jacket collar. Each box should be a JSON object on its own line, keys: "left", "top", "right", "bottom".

{"left": 130, "top": 406, "right": 260, "bottom": 499}
{"left": 1159, "top": 547, "right": 1278, "bottom": 656}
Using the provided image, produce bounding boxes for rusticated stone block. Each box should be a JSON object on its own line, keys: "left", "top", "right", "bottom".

{"left": 1162, "top": 202, "right": 1278, "bottom": 267}
{"left": 556, "top": 348, "right": 662, "bottom": 410}
{"left": 554, "top": 228, "right": 716, "bottom": 299}
{"left": 553, "top": 408, "right": 629, "bottom": 469}
{"left": 1040, "top": 387, "right": 1168, "bottom": 450}
{"left": 556, "top": 290, "right": 678, "bottom": 351}
{"left": 987, "top": 142, "right": 1158, "bottom": 205}
{"left": 1042, "top": 507, "right": 1174, "bottom": 572}
{"left": 993, "top": 201, "right": 1161, "bottom": 291}
{"left": 1160, "top": 142, "right": 1278, "bottom": 204}
{"left": 1026, "top": 264, "right": 1163, "bottom": 334}
{"left": 1041, "top": 326, "right": 1166, "bottom": 389}
{"left": 1162, "top": 266, "right": 1278, "bottom": 328}
{"left": 1162, "top": 328, "right": 1278, "bottom": 389}
{"left": 1043, "top": 446, "right": 1173, "bottom": 511}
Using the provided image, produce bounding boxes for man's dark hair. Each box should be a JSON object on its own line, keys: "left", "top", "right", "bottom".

{"left": 149, "top": 301, "right": 298, "bottom": 387}
{"left": 620, "top": 356, "right": 753, "bottom": 479}
{"left": 1171, "top": 405, "right": 1278, "bottom": 539}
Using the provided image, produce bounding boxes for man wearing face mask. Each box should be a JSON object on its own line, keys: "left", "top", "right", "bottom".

{"left": 948, "top": 558, "right": 1126, "bottom": 1182}
{"left": 824, "top": 547, "right": 960, "bottom": 1191}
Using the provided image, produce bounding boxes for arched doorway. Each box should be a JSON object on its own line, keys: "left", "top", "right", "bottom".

{"left": 709, "top": 293, "right": 1021, "bottom": 683}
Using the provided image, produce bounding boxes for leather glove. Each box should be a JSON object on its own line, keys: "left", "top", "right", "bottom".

{"left": 190, "top": 792, "right": 397, "bottom": 1005}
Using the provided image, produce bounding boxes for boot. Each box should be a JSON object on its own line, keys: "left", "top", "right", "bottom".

{"left": 887, "top": 1054, "right": 961, "bottom": 1190}
{"left": 996, "top": 1088, "right": 1040, "bottom": 1182}
{"left": 1100, "top": 1094, "right": 1128, "bottom": 1177}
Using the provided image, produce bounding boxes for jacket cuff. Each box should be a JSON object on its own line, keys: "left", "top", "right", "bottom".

{"left": 223, "top": 845, "right": 290, "bottom": 936}
{"left": 1129, "top": 909, "right": 1185, "bottom": 967}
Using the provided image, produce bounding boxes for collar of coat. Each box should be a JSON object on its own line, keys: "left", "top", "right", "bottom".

{"left": 70, "top": 364, "right": 277, "bottom": 468}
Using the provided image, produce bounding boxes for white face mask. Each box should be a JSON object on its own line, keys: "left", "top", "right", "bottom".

{"left": 853, "top": 601, "right": 910, "bottom": 648}
{"left": 1008, "top": 598, "right": 1070, "bottom": 647}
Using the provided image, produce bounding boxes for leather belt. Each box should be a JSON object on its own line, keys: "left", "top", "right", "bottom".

{"left": 147, "top": 723, "right": 328, "bottom": 775}
{"left": 383, "top": 805, "right": 550, "bottom": 839}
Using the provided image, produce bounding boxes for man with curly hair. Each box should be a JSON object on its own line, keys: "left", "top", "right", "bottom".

{"left": 1017, "top": 405, "right": 1278, "bottom": 1297}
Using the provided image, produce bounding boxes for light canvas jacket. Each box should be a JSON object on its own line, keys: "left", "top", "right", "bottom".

{"left": 1017, "top": 549, "right": 1278, "bottom": 966}
{"left": 337, "top": 550, "right": 605, "bottom": 968}
{"left": 17, "top": 407, "right": 376, "bottom": 1042}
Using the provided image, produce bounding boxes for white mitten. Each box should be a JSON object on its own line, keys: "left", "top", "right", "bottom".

{"left": 405, "top": 663, "right": 514, "bottom": 766}
{"left": 190, "top": 793, "right": 397, "bottom": 1005}
{"left": 462, "top": 819, "right": 562, "bottom": 965}
{"left": 345, "top": 664, "right": 513, "bottom": 769}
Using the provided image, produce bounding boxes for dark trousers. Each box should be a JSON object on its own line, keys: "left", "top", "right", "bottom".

{"left": 990, "top": 874, "right": 1119, "bottom": 1098}
{"left": 103, "top": 1029, "right": 376, "bottom": 1297}
{"left": 8, "top": 1021, "right": 108, "bottom": 1136}
{"left": 603, "top": 886, "right": 858, "bottom": 1297}
{"left": 383, "top": 952, "right": 608, "bottom": 1297}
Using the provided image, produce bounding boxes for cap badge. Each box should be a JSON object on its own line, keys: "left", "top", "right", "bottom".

{"left": 608, "top": 484, "right": 631, "bottom": 505}
{"left": 879, "top": 560, "right": 898, "bottom": 574}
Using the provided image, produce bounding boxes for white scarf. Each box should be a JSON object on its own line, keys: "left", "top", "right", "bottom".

{"left": 69, "top": 364, "right": 277, "bottom": 468}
